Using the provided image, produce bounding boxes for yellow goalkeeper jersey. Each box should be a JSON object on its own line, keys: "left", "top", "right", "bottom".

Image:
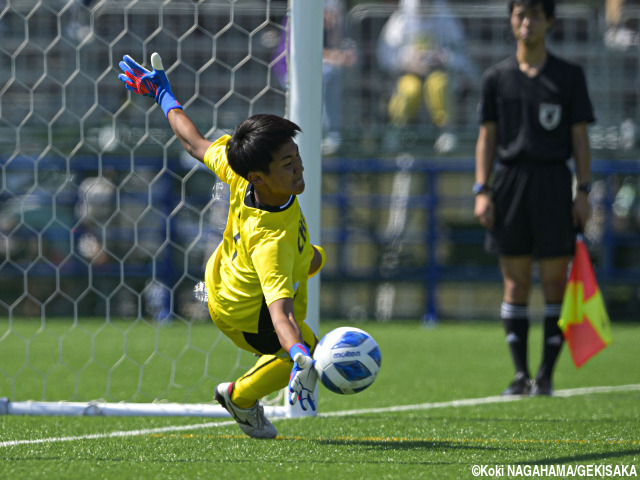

{"left": 203, "top": 135, "right": 312, "bottom": 333}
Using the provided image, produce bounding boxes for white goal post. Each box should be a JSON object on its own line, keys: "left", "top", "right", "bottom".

{"left": 0, "top": 0, "right": 322, "bottom": 418}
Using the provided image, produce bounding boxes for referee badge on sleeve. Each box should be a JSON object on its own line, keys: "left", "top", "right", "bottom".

{"left": 539, "top": 103, "right": 561, "bottom": 130}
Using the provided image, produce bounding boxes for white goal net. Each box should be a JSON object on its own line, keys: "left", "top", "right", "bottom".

{"left": 0, "top": 0, "right": 321, "bottom": 417}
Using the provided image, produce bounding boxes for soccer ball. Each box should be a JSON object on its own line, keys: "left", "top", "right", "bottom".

{"left": 313, "top": 327, "right": 382, "bottom": 395}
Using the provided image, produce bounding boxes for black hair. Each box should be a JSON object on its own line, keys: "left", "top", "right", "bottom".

{"left": 226, "top": 114, "right": 302, "bottom": 180}
{"left": 508, "top": 0, "right": 555, "bottom": 19}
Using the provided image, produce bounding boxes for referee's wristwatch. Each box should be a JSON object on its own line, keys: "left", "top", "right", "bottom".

{"left": 577, "top": 183, "right": 591, "bottom": 195}
{"left": 472, "top": 182, "right": 491, "bottom": 196}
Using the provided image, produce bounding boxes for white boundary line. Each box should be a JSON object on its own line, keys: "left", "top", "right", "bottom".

{"left": 1, "top": 383, "right": 638, "bottom": 448}
{"left": 319, "top": 383, "right": 640, "bottom": 417}
{"left": 0, "top": 421, "right": 238, "bottom": 448}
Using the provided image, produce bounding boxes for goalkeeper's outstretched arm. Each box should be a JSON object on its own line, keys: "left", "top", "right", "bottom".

{"left": 167, "top": 109, "right": 212, "bottom": 163}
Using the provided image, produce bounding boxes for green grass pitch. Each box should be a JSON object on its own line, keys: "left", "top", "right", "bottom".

{"left": 1, "top": 319, "right": 639, "bottom": 479}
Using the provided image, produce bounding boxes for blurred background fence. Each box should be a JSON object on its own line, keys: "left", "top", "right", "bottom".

{"left": 1, "top": 0, "right": 640, "bottom": 323}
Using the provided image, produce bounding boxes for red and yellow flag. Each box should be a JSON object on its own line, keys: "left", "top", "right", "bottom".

{"left": 558, "top": 237, "right": 612, "bottom": 368}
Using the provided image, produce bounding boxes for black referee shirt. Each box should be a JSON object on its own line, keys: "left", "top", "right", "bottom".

{"left": 479, "top": 53, "right": 595, "bottom": 164}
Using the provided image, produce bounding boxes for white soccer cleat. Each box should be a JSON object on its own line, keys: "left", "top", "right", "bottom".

{"left": 214, "top": 383, "right": 277, "bottom": 439}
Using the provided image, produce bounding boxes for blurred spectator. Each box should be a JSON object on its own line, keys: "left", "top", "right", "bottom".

{"left": 612, "top": 176, "right": 640, "bottom": 231}
{"left": 377, "top": 0, "right": 475, "bottom": 153}
{"left": 604, "top": 0, "right": 638, "bottom": 50}
{"left": 74, "top": 171, "right": 169, "bottom": 319}
{"left": 272, "top": 0, "right": 358, "bottom": 155}
{"left": 322, "top": 0, "right": 358, "bottom": 155}
{"left": 67, "top": 0, "right": 96, "bottom": 42}
{"left": 74, "top": 174, "right": 114, "bottom": 266}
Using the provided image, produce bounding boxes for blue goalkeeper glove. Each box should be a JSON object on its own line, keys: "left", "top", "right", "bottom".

{"left": 288, "top": 343, "right": 317, "bottom": 411}
{"left": 118, "top": 52, "right": 182, "bottom": 118}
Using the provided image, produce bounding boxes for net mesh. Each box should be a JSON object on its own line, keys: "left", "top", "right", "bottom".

{"left": 0, "top": 0, "right": 289, "bottom": 404}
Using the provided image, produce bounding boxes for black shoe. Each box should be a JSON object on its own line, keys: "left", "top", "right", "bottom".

{"left": 501, "top": 373, "right": 532, "bottom": 396}
{"left": 530, "top": 378, "right": 554, "bottom": 397}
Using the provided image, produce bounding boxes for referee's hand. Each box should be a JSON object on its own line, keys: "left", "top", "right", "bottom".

{"left": 474, "top": 193, "right": 495, "bottom": 230}
{"left": 572, "top": 192, "right": 590, "bottom": 234}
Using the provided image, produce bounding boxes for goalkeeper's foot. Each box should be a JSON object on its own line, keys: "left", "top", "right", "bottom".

{"left": 214, "top": 383, "right": 277, "bottom": 439}
{"left": 501, "top": 373, "right": 532, "bottom": 396}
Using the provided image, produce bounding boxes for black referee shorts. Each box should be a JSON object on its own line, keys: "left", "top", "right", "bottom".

{"left": 485, "top": 161, "right": 577, "bottom": 258}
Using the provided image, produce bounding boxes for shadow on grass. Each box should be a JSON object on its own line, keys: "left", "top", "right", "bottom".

{"left": 523, "top": 449, "right": 640, "bottom": 465}
{"left": 314, "top": 437, "right": 498, "bottom": 452}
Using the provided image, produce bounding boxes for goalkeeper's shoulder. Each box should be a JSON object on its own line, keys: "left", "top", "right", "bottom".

{"left": 203, "top": 134, "right": 236, "bottom": 184}
{"left": 202, "top": 134, "right": 231, "bottom": 163}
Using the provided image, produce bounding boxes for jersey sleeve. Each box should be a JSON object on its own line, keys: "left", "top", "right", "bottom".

{"left": 570, "top": 66, "right": 595, "bottom": 126}
{"left": 478, "top": 67, "right": 498, "bottom": 124}
{"left": 203, "top": 134, "right": 236, "bottom": 185}
{"left": 251, "top": 235, "right": 295, "bottom": 306}
{"left": 308, "top": 245, "right": 326, "bottom": 278}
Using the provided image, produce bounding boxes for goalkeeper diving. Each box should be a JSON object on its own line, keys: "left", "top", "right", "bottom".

{"left": 118, "top": 53, "right": 325, "bottom": 439}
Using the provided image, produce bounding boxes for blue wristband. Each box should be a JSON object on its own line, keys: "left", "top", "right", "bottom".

{"left": 156, "top": 84, "right": 182, "bottom": 117}
{"left": 289, "top": 343, "right": 310, "bottom": 362}
{"left": 153, "top": 71, "right": 182, "bottom": 118}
